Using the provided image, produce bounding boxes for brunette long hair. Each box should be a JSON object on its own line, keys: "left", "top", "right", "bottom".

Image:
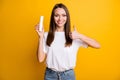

{"left": 46, "top": 3, "right": 72, "bottom": 47}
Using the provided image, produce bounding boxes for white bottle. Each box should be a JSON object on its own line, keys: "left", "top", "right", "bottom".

{"left": 39, "top": 16, "right": 44, "bottom": 31}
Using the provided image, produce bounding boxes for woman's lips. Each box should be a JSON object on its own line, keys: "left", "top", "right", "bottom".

{"left": 57, "top": 21, "right": 64, "bottom": 24}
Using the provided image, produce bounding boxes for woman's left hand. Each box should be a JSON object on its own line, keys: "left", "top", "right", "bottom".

{"left": 69, "top": 25, "right": 101, "bottom": 48}
{"left": 69, "top": 25, "right": 81, "bottom": 40}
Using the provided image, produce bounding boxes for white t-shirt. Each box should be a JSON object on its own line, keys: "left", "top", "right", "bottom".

{"left": 43, "top": 32, "right": 88, "bottom": 71}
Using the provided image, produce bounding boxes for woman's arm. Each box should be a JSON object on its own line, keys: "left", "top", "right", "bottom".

{"left": 37, "top": 37, "right": 46, "bottom": 62}
{"left": 35, "top": 24, "right": 46, "bottom": 63}
{"left": 77, "top": 33, "right": 100, "bottom": 48}
{"left": 69, "top": 26, "right": 101, "bottom": 49}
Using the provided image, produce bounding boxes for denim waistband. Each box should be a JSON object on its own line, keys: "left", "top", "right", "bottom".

{"left": 46, "top": 67, "right": 73, "bottom": 73}
{"left": 45, "top": 67, "right": 75, "bottom": 80}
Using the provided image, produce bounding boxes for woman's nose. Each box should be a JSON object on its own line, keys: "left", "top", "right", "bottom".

{"left": 59, "top": 16, "right": 62, "bottom": 20}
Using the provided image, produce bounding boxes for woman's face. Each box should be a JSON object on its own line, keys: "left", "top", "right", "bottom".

{"left": 54, "top": 8, "right": 67, "bottom": 28}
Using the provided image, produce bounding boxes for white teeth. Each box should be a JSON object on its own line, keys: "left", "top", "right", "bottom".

{"left": 58, "top": 22, "right": 63, "bottom": 24}
{"left": 58, "top": 23, "right": 62, "bottom": 24}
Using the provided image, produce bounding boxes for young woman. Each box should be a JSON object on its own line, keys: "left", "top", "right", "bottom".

{"left": 35, "top": 3, "right": 100, "bottom": 80}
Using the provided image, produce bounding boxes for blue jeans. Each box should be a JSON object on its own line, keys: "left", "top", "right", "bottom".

{"left": 44, "top": 67, "right": 76, "bottom": 80}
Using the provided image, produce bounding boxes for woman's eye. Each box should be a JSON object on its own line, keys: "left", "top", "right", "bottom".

{"left": 63, "top": 15, "right": 66, "bottom": 17}
{"left": 54, "top": 14, "right": 66, "bottom": 17}
{"left": 54, "top": 15, "right": 59, "bottom": 17}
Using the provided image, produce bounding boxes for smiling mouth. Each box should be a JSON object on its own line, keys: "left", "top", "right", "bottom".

{"left": 58, "top": 23, "right": 62, "bottom": 24}
{"left": 57, "top": 21, "right": 64, "bottom": 24}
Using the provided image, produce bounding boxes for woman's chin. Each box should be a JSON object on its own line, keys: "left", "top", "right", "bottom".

{"left": 57, "top": 24, "right": 64, "bottom": 27}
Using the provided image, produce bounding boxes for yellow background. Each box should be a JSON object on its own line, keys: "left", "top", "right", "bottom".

{"left": 0, "top": 0, "right": 120, "bottom": 80}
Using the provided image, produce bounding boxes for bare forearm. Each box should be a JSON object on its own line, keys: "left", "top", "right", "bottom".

{"left": 78, "top": 34, "right": 101, "bottom": 48}
{"left": 38, "top": 37, "right": 46, "bottom": 62}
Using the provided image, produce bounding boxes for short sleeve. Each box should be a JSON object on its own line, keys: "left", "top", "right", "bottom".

{"left": 43, "top": 32, "right": 48, "bottom": 54}
{"left": 73, "top": 39, "right": 88, "bottom": 48}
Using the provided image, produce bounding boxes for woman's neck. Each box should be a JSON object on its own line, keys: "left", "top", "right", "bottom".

{"left": 56, "top": 26, "right": 64, "bottom": 32}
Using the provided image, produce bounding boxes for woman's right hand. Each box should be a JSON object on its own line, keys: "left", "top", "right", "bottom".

{"left": 35, "top": 24, "right": 44, "bottom": 38}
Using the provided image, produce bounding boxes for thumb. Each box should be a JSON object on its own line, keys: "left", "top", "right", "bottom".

{"left": 73, "top": 25, "right": 77, "bottom": 31}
